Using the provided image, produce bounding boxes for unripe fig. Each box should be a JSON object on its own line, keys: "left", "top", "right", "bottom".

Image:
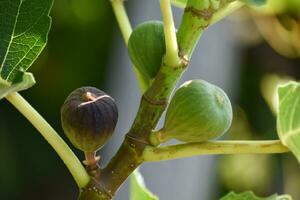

{"left": 61, "top": 87, "right": 118, "bottom": 152}
{"left": 160, "top": 80, "right": 232, "bottom": 143}
{"left": 128, "top": 21, "right": 165, "bottom": 80}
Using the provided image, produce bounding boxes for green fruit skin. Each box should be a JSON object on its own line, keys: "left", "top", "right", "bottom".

{"left": 128, "top": 21, "right": 166, "bottom": 80}
{"left": 163, "top": 80, "right": 233, "bottom": 142}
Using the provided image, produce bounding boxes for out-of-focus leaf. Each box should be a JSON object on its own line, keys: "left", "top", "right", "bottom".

{"left": 0, "top": 0, "right": 53, "bottom": 99}
{"left": 260, "top": 74, "right": 293, "bottom": 115}
{"left": 277, "top": 81, "right": 300, "bottom": 162}
{"left": 130, "top": 170, "right": 158, "bottom": 200}
{"left": 220, "top": 191, "right": 292, "bottom": 200}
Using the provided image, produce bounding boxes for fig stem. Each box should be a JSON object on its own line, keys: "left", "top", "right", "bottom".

{"left": 210, "top": 1, "right": 244, "bottom": 26}
{"left": 149, "top": 130, "right": 169, "bottom": 146}
{"left": 160, "top": 0, "right": 181, "bottom": 66}
{"left": 5, "top": 92, "right": 90, "bottom": 188}
{"left": 110, "top": 0, "right": 149, "bottom": 92}
{"left": 83, "top": 151, "right": 100, "bottom": 170}
{"left": 143, "top": 140, "right": 289, "bottom": 162}
{"left": 84, "top": 92, "right": 97, "bottom": 101}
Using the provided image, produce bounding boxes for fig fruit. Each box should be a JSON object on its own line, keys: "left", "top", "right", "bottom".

{"left": 160, "top": 80, "right": 232, "bottom": 143}
{"left": 61, "top": 87, "right": 118, "bottom": 152}
{"left": 128, "top": 21, "right": 165, "bottom": 80}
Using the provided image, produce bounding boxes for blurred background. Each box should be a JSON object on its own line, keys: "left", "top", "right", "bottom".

{"left": 0, "top": 0, "right": 300, "bottom": 199}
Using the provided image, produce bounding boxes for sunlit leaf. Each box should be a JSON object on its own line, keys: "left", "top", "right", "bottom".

{"left": 130, "top": 170, "right": 158, "bottom": 200}
{"left": 0, "top": 0, "right": 53, "bottom": 99}
{"left": 220, "top": 191, "right": 292, "bottom": 200}
{"left": 277, "top": 81, "right": 300, "bottom": 162}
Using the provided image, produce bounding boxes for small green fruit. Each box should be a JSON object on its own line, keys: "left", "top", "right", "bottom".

{"left": 128, "top": 21, "right": 165, "bottom": 80}
{"left": 61, "top": 87, "right": 118, "bottom": 152}
{"left": 161, "top": 80, "right": 233, "bottom": 143}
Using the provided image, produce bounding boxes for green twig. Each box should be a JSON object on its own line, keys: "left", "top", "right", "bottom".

{"left": 143, "top": 140, "right": 289, "bottom": 162}
{"left": 6, "top": 92, "right": 90, "bottom": 188}
{"left": 177, "top": 0, "right": 243, "bottom": 58}
{"left": 110, "top": 0, "right": 132, "bottom": 44}
{"left": 160, "top": 0, "right": 181, "bottom": 66}
{"left": 111, "top": 0, "right": 149, "bottom": 92}
{"left": 210, "top": 1, "right": 244, "bottom": 25}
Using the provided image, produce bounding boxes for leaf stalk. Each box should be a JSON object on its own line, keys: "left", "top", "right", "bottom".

{"left": 6, "top": 92, "right": 90, "bottom": 188}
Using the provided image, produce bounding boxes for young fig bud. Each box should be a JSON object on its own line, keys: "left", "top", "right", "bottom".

{"left": 158, "top": 80, "right": 232, "bottom": 143}
{"left": 128, "top": 21, "right": 165, "bottom": 80}
{"left": 61, "top": 87, "right": 118, "bottom": 152}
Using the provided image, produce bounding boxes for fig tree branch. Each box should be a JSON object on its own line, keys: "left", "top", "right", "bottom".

{"left": 177, "top": 0, "right": 244, "bottom": 58}
{"left": 79, "top": 0, "right": 248, "bottom": 199}
{"left": 210, "top": 1, "right": 244, "bottom": 25}
{"left": 143, "top": 140, "right": 289, "bottom": 162}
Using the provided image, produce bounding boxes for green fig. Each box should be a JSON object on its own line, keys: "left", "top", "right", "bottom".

{"left": 157, "top": 80, "right": 232, "bottom": 143}
{"left": 61, "top": 87, "right": 118, "bottom": 153}
{"left": 128, "top": 21, "right": 165, "bottom": 81}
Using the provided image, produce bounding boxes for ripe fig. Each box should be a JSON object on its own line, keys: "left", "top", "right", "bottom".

{"left": 61, "top": 87, "right": 118, "bottom": 153}
{"left": 158, "top": 80, "right": 232, "bottom": 143}
{"left": 128, "top": 21, "right": 165, "bottom": 81}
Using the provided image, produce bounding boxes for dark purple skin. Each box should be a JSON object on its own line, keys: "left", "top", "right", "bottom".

{"left": 61, "top": 87, "right": 118, "bottom": 152}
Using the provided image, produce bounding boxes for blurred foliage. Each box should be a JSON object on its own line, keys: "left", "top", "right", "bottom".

{"left": 252, "top": 0, "right": 300, "bottom": 58}
{"left": 0, "top": 0, "right": 114, "bottom": 199}
{"left": 260, "top": 74, "right": 293, "bottom": 115}
{"left": 219, "top": 108, "right": 277, "bottom": 196}
{"left": 218, "top": 2, "right": 300, "bottom": 198}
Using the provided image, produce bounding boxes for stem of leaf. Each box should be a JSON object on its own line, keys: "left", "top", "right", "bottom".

{"left": 110, "top": 0, "right": 149, "bottom": 92}
{"left": 143, "top": 140, "right": 289, "bottom": 162}
{"left": 5, "top": 92, "right": 90, "bottom": 188}
{"left": 210, "top": 1, "right": 245, "bottom": 26}
{"left": 160, "top": 0, "right": 181, "bottom": 66}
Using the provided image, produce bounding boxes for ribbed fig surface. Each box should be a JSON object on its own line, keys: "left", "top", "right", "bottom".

{"left": 128, "top": 21, "right": 165, "bottom": 80}
{"left": 163, "top": 80, "right": 233, "bottom": 142}
{"left": 61, "top": 87, "right": 118, "bottom": 152}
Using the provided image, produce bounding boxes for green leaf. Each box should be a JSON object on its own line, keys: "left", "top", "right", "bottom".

{"left": 220, "top": 191, "right": 292, "bottom": 200}
{"left": 277, "top": 81, "right": 300, "bottom": 162}
{"left": 0, "top": 0, "right": 53, "bottom": 99}
{"left": 130, "top": 170, "right": 158, "bottom": 200}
